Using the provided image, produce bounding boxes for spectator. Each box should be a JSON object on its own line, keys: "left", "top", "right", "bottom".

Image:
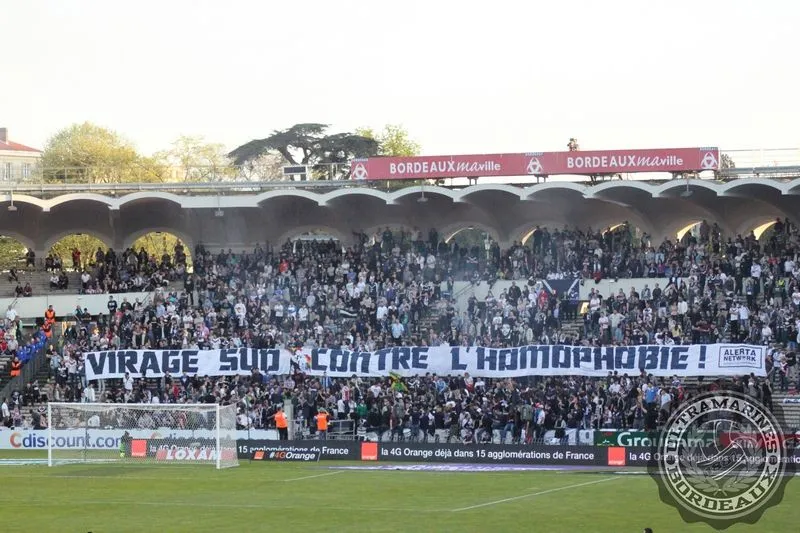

{"left": 17, "top": 223, "right": 797, "bottom": 444}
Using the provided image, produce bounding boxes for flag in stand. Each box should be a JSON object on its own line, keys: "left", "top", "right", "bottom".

{"left": 389, "top": 371, "right": 408, "bottom": 393}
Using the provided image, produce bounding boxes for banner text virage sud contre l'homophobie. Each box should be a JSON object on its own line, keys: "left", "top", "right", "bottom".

{"left": 84, "top": 344, "right": 765, "bottom": 380}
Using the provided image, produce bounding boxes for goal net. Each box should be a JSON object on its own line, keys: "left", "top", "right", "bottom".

{"left": 47, "top": 403, "right": 239, "bottom": 469}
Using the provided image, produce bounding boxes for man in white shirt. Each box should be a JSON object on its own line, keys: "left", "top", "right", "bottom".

{"left": 298, "top": 305, "right": 309, "bottom": 326}
{"left": 792, "top": 289, "right": 800, "bottom": 310}
{"left": 234, "top": 301, "right": 247, "bottom": 327}
{"left": 123, "top": 372, "right": 134, "bottom": 394}
{"left": 83, "top": 384, "right": 96, "bottom": 403}
{"left": 390, "top": 319, "right": 405, "bottom": 343}
{"left": 659, "top": 389, "right": 673, "bottom": 416}
{"left": 739, "top": 304, "right": 750, "bottom": 330}
{"left": 376, "top": 303, "right": 388, "bottom": 323}
{"left": 1, "top": 397, "right": 10, "bottom": 425}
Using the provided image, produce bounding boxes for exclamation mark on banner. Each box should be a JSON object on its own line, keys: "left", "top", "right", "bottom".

{"left": 698, "top": 345, "right": 707, "bottom": 369}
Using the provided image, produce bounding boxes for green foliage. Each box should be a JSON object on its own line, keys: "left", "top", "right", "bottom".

{"left": 154, "top": 135, "right": 235, "bottom": 182}
{"left": 721, "top": 153, "right": 736, "bottom": 169}
{"left": 45, "top": 233, "right": 191, "bottom": 271}
{"left": 0, "top": 236, "right": 27, "bottom": 271}
{"left": 40, "top": 122, "right": 165, "bottom": 184}
{"left": 228, "top": 123, "right": 379, "bottom": 177}
{"left": 131, "top": 233, "right": 192, "bottom": 270}
{"left": 357, "top": 124, "right": 421, "bottom": 157}
{"left": 49, "top": 235, "right": 107, "bottom": 270}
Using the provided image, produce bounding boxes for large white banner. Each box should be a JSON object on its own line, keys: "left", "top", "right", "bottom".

{"left": 84, "top": 344, "right": 766, "bottom": 380}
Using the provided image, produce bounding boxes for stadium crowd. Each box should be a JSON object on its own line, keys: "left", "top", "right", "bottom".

{"left": 2, "top": 221, "right": 799, "bottom": 441}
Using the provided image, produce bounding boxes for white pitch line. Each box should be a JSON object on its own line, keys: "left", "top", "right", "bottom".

{"left": 282, "top": 470, "right": 344, "bottom": 482}
{"left": 22, "top": 499, "right": 444, "bottom": 513}
{"left": 451, "top": 476, "right": 618, "bottom": 512}
{"left": 0, "top": 474, "right": 191, "bottom": 481}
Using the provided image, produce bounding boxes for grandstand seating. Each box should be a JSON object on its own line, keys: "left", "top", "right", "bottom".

{"left": 3, "top": 223, "right": 800, "bottom": 439}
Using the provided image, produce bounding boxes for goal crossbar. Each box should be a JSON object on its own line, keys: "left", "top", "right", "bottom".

{"left": 46, "top": 402, "right": 239, "bottom": 469}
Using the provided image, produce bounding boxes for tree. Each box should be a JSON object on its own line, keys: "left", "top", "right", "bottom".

{"left": 355, "top": 124, "right": 421, "bottom": 157}
{"left": 154, "top": 136, "right": 235, "bottom": 182}
{"left": 0, "top": 236, "right": 27, "bottom": 272}
{"left": 228, "top": 123, "right": 379, "bottom": 179}
{"left": 237, "top": 152, "right": 288, "bottom": 181}
{"left": 49, "top": 235, "right": 107, "bottom": 270}
{"left": 47, "top": 232, "right": 192, "bottom": 272}
{"left": 721, "top": 153, "right": 736, "bottom": 169}
{"left": 40, "top": 122, "right": 165, "bottom": 184}
{"left": 131, "top": 233, "right": 193, "bottom": 270}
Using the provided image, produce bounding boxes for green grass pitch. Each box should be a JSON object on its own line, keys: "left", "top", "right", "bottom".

{"left": 1, "top": 451, "right": 798, "bottom": 532}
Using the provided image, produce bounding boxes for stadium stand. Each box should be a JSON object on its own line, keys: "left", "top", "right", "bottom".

{"left": 2, "top": 222, "right": 799, "bottom": 441}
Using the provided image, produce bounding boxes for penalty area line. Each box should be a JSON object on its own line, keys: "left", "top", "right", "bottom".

{"left": 451, "top": 476, "right": 618, "bottom": 512}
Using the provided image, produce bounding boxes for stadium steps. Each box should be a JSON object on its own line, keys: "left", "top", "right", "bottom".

{"left": 0, "top": 325, "right": 55, "bottom": 398}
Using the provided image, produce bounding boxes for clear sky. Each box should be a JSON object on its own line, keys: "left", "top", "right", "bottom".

{"left": 1, "top": 0, "right": 797, "bottom": 156}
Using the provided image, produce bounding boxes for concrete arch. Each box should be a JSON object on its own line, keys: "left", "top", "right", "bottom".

{"left": 0, "top": 193, "right": 47, "bottom": 210}
{"left": 579, "top": 212, "right": 656, "bottom": 241}
{"left": 718, "top": 179, "right": 784, "bottom": 197}
{"left": 44, "top": 193, "right": 116, "bottom": 212}
{"left": 453, "top": 184, "right": 526, "bottom": 202}
{"left": 0, "top": 231, "right": 36, "bottom": 252}
{"left": 276, "top": 225, "right": 350, "bottom": 246}
{"left": 388, "top": 186, "right": 457, "bottom": 204}
{"left": 44, "top": 229, "right": 114, "bottom": 254}
{"left": 122, "top": 227, "right": 195, "bottom": 253}
{"left": 116, "top": 191, "right": 187, "bottom": 209}
{"left": 439, "top": 221, "right": 502, "bottom": 245}
{"left": 752, "top": 220, "right": 779, "bottom": 240}
{"left": 521, "top": 182, "right": 587, "bottom": 200}
{"left": 648, "top": 201, "right": 737, "bottom": 242}
{"left": 512, "top": 222, "right": 571, "bottom": 245}
{"left": 362, "top": 222, "right": 419, "bottom": 237}
{"left": 733, "top": 215, "right": 785, "bottom": 239}
{"left": 319, "top": 188, "right": 389, "bottom": 206}
{"left": 653, "top": 180, "right": 721, "bottom": 198}
{"left": 254, "top": 189, "right": 322, "bottom": 206}
{"left": 585, "top": 181, "right": 657, "bottom": 199}
{"left": 782, "top": 178, "right": 800, "bottom": 195}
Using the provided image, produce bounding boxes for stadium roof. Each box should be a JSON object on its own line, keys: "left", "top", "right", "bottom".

{"left": 0, "top": 179, "right": 795, "bottom": 254}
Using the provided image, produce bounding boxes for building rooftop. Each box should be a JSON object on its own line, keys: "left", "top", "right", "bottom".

{"left": 0, "top": 127, "right": 41, "bottom": 153}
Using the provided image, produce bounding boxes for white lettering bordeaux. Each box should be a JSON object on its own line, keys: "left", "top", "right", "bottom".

{"left": 566, "top": 155, "right": 684, "bottom": 170}
{"left": 389, "top": 160, "right": 501, "bottom": 175}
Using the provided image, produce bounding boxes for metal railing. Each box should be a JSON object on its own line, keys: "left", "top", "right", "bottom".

{"left": 0, "top": 318, "right": 62, "bottom": 401}
{"left": 3, "top": 149, "right": 800, "bottom": 196}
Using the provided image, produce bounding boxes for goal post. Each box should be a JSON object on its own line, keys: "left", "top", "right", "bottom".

{"left": 46, "top": 403, "right": 239, "bottom": 469}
